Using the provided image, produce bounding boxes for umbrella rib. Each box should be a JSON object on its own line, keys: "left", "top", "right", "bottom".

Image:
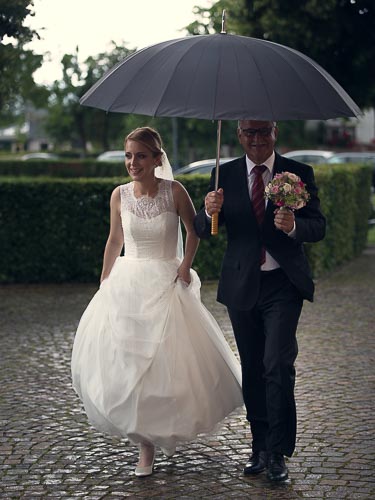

{"left": 212, "top": 37, "right": 224, "bottom": 121}
{"left": 267, "top": 41, "right": 325, "bottom": 117}
{"left": 106, "top": 52, "right": 141, "bottom": 113}
{"left": 117, "top": 38, "right": 188, "bottom": 116}
{"left": 152, "top": 36, "right": 208, "bottom": 118}
{"left": 109, "top": 38, "right": 188, "bottom": 114}
{"left": 279, "top": 43, "right": 361, "bottom": 117}
{"left": 81, "top": 47, "right": 148, "bottom": 111}
{"left": 235, "top": 35, "right": 333, "bottom": 119}
{"left": 237, "top": 37, "right": 276, "bottom": 120}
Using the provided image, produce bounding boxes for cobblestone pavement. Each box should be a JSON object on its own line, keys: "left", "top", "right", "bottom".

{"left": 1, "top": 247, "right": 374, "bottom": 499}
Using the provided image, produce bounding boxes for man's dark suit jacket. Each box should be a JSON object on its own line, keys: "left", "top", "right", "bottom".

{"left": 194, "top": 152, "right": 326, "bottom": 311}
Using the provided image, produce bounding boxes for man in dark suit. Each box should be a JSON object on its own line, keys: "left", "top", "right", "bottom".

{"left": 194, "top": 120, "right": 326, "bottom": 481}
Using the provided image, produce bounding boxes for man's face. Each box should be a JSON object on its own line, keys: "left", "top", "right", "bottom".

{"left": 237, "top": 120, "right": 278, "bottom": 165}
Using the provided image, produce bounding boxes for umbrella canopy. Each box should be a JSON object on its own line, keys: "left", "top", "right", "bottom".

{"left": 80, "top": 33, "right": 361, "bottom": 121}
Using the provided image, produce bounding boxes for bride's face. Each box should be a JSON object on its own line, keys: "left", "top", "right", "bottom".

{"left": 125, "top": 140, "right": 160, "bottom": 182}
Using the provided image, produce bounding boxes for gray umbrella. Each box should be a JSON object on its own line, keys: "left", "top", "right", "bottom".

{"left": 80, "top": 22, "right": 361, "bottom": 234}
{"left": 80, "top": 33, "right": 361, "bottom": 121}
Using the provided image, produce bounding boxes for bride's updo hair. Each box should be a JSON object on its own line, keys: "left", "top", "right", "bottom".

{"left": 125, "top": 127, "right": 163, "bottom": 159}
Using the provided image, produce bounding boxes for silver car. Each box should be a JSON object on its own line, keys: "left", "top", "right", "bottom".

{"left": 327, "top": 152, "right": 375, "bottom": 165}
{"left": 21, "top": 152, "right": 59, "bottom": 161}
{"left": 174, "top": 157, "right": 236, "bottom": 176}
{"left": 327, "top": 152, "right": 375, "bottom": 187}
{"left": 96, "top": 150, "right": 125, "bottom": 162}
{"left": 282, "top": 150, "right": 334, "bottom": 165}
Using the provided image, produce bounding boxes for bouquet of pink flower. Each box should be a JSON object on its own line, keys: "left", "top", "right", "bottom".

{"left": 264, "top": 171, "right": 310, "bottom": 210}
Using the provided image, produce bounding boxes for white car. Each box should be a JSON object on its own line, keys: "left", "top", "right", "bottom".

{"left": 282, "top": 150, "right": 334, "bottom": 165}
{"left": 21, "top": 152, "right": 59, "bottom": 161}
{"left": 327, "top": 152, "right": 375, "bottom": 165}
{"left": 96, "top": 150, "right": 125, "bottom": 162}
{"left": 174, "top": 157, "right": 236, "bottom": 175}
{"left": 327, "top": 152, "right": 375, "bottom": 188}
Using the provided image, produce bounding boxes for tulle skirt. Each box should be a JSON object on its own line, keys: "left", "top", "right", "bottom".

{"left": 71, "top": 256, "right": 243, "bottom": 450}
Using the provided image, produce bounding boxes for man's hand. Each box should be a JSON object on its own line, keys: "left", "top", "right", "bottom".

{"left": 205, "top": 188, "right": 224, "bottom": 216}
{"left": 274, "top": 208, "right": 295, "bottom": 234}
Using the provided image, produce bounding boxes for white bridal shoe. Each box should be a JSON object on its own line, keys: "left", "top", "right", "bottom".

{"left": 161, "top": 447, "right": 176, "bottom": 458}
{"left": 135, "top": 445, "right": 155, "bottom": 477}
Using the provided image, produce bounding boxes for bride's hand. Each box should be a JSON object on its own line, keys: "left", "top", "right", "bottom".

{"left": 176, "top": 264, "right": 191, "bottom": 286}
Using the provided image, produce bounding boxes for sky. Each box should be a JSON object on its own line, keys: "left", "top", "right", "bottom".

{"left": 26, "top": 0, "right": 213, "bottom": 84}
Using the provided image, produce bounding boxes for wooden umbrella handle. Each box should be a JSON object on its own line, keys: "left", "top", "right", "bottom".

{"left": 211, "top": 120, "right": 222, "bottom": 237}
{"left": 211, "top": 213, "right": 219, "bottom": 235}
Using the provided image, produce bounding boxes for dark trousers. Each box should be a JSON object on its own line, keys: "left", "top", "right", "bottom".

{"left": 228, "top": 268, "right": 303, "bottom": 457}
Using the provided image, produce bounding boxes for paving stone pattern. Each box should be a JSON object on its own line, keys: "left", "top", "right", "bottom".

{"left": 0, "top": 248, "right": 374, "bottom": 499}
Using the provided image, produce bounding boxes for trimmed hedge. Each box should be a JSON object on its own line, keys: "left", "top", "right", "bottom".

{"left": 0, "top": 177, "right": 116, "bottom": 282}
{"left": 0, "top": 164, "right": 371, "bottom": 283}
{"left": 304, "top": 164, "right": 372, "bottom": 275}
{"left": 0, "top": 159, "right": 128, "bottom": 178}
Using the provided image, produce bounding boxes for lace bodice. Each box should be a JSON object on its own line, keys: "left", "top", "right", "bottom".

{"left": 120, "top": 179, "right": 179, "bottom": 260}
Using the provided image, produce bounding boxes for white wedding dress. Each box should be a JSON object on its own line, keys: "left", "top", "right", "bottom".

{"left": 71, "top": 179, "right": 243, "bottom": 451}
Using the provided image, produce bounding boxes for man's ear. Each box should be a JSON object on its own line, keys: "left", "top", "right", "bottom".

{"left": 237, "top": 128, "right": 242, "bottom": 143}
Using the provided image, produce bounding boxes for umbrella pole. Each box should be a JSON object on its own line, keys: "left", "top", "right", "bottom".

{"left": 211, "top": 119, "right": 222, "bottom": 236}
{"left": 211, "top": 9, "right": 226, "bottom": 236}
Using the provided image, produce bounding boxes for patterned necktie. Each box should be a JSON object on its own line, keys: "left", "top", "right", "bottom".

{"left": 251, "top": 165, "right": 267, "bottom": 264}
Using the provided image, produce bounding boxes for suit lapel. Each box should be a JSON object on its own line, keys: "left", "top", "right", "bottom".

{"left": 272, "top": 152, "right": 285, "bottom": 176}
{"left": 233, "top": 156, "right": 253, "bottom": 214}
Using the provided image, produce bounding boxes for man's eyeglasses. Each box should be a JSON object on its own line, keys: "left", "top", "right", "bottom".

{"left": 240, "top": 127, "right": 274, "bottom": 137}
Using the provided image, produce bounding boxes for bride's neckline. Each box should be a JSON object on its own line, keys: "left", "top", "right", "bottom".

{"left": 131, "top": 179, "right": 163, "bottom": 200}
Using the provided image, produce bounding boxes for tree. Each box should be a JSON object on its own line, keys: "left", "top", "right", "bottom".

{"left": 186, "top": 0, "right": 375, "bottom": 111}
{"left": 47, "top": 43, "right": 138, "bottom": 152}
{"left": 0, "top": 0, "right": 47, "bottom": 123}
{"left": 0, "top": 0, "right": 36, "bottom": 41}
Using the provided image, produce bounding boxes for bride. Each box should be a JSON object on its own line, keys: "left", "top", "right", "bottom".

{"left": 71, "top": 126, "right": 243, "bottom": 477}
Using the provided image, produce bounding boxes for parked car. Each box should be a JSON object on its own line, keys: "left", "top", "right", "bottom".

{"left": 21, "top": 152, "right": 59, "bottom": 161}
{"left": 327, "top": 151, "right": 375, "bottom": 188}
{"left": 174, "top": 157, "right": 236, "bottom": 176}
{"left": 282, "top": 150, "right": 334, "bottom": 164}
{"left": 327, "top": 152, "right": 375, "bottom": 165}
{"left": 96, "top": 150, "right": 125, "bottom": 162}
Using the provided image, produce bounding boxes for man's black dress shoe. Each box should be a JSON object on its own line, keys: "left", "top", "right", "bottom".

{"left": 243, "top": 451, "right": 267, "bottom": 475}
{"left": 267, "top": 452, "right": 288, "bottom": 481}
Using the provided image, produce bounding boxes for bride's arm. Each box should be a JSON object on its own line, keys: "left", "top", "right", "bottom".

{"left": 172, "top": 181, "right": 200, "bottom": 284}
{"left": 100, "top": 186, "right": 124, "bottom": 283}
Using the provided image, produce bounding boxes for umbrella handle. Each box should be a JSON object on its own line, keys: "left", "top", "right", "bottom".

{"left": 211, "top": 213, "right": 219, "bottom": 235}
{"left": 210, "top": 120, "right": 222, "bottom": 237}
